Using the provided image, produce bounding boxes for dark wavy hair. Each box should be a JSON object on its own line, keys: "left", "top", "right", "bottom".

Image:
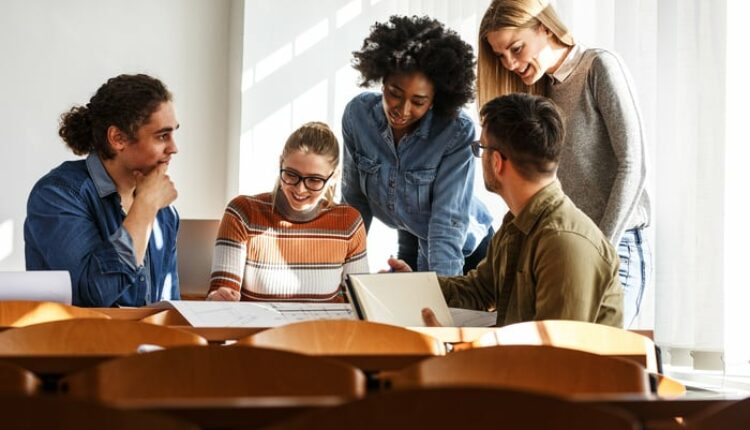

{"left": 352, "top": 15, "right": 475, "bottom": 118}
{"left": 58, "top": 74, "right": 173, "bottom": 159}
{"left": 480, "top": 93, "right": 564, "bottom": 180}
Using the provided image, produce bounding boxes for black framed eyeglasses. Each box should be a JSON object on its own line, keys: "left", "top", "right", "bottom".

{"left": 279, "top": 169, "right": 334, "bottom": 191}
{"left": 470, "top": 140, "right": 507, "bottom": 160}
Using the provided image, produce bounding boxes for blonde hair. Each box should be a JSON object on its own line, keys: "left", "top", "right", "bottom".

{"left": 274, "top": 122, "right": 340, "bottom": 209}
{"left": 477, "top": 0, "right": 574, "bottom": 109}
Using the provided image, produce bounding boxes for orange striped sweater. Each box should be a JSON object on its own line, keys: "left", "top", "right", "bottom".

{"left": 209, "top": 193, "right": 368, "bottom": 302}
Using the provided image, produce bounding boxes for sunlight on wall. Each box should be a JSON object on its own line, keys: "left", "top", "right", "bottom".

{"left": 292, "top": 79, "right": 329, "bottom": 127}
{"left": 336, "top": 0, "right": 362, "bottom": 28}
{"left": 0, "top": 219, "right": 13, "bottom": 262}
{"left": 295, "top": 19, "right": 330, "bottom": 56}
{"left": 255, "top": 43, "right": 293, "bottom": 83}
{"left": 239, "top": 104, "right": 292, "bottom": 195}
{"left": 241, "top": 68, "right": 254, "bottom": 92}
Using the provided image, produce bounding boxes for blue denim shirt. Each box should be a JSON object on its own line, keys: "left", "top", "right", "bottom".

{"left": 342, "top": 92, "right": 493, "bottom": 275}
{"left": 24, "top": 154, "right": 180, "bottom": 307}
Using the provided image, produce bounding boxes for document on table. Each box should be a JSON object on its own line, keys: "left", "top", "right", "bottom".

{"left": 449, "top": 308, "right": 497, "bottom": 327}
{"left": 149, "top": 301, "right": 356, "bottom": 327}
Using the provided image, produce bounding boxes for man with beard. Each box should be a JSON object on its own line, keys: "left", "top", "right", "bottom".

{"left": 387, "top": 93, "right": 623, "bottom": 327}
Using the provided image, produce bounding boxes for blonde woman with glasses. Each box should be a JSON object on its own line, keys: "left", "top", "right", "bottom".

{"left": 207, "top": 122, "right": 368, "bottom": 302}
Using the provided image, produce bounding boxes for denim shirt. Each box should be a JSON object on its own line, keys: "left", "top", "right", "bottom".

{"left": 24, "top": 154, "right": 180, "bottom": 307}
{"left": 342, "top": 92, "right": 493, "bottom": 275}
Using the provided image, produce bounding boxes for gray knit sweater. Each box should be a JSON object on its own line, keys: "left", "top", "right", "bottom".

{"left": 547, "top": 47, "right": 650, "bottom": 245}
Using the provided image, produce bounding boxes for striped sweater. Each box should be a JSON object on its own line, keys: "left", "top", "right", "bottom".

{"left": 209, "top": 192, "right": 369, "bottom": 302}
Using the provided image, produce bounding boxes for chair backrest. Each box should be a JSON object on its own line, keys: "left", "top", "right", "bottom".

{"left": 686, "top": 396, "right": 750, "bottom": 429}
{"left": 0, "top": 300, "right": 110, "bottom": 327}
{"left": 473, "top": 319, "right": 659, "bottom": 371}
{"left": 140, "top": 309, "right": 190, "bottom": 326}
{"left": 391, "top": 345, "right": 650, "bottom": 396}
{"left": 176, "top": 219, "right": 220, "bottom": 300}
{"left": 0, "top": 361, "right": 40, "bottom": 395}
{"left": 61, "top": 345, "right": 366, "bottom": 400}
{"left": 0, "top": 395, "right": 198, "bottom": 430}
{"left": 0, "top": 319, "right": 207, "bottom": 355}
{"left": 268, "top": 387, "right": 639, "bottom": 430}
{"left": 236, "top": 319, "right": 445, "bottom": 355}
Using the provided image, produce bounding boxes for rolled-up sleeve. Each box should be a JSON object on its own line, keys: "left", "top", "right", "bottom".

{"left": 25, "top": 182, "right": 140, "bottom": 307}
{"left": 427, "top": 118, "right": 477, "bottom": 275}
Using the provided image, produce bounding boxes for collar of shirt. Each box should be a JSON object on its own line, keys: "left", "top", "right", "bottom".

{"left": 371, "top": 96, "right": 434, "bottom": 143}
{"left": 85, "top": 153, "right": 118, "bottom": 198}
{"left": 510, "top": 180, "right": 565, "bottom": 235}
{"left": 549, "top": 43, "right": 585, "bottom": 85}
{"left": 273, "top": 186, "right": 325, "bottom": 223}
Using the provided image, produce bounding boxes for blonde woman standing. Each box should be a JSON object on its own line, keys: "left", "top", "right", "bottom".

{"left": 207, "top": 122, "right": 368, "bottom": 302}
{"left": 477, "top": 0, "right": 650, "bottom": 327}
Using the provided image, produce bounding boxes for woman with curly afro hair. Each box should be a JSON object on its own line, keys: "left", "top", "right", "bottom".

{"left": 342, "top": 15, "right": 494, "bottom": 276}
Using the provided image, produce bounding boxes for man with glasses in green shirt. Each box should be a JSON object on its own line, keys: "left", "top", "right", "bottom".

{"left": 387, "top": 93, "right": 623, "bottom": 327}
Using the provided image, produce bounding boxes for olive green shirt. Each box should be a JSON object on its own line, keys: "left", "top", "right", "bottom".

{"left": 439, "top": 181, "right": 623, "bottom": 327}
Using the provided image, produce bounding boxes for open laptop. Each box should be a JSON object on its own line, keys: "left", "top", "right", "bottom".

{"left": 176, "top": 219, "right": 220, "bottom": 300}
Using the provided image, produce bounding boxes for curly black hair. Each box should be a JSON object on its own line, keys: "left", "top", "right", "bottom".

{"left": 59, "top": 74, "right": 172, "bottom": 159}
{"left": 352, "top": 15, "right": 475, "bottom": 118}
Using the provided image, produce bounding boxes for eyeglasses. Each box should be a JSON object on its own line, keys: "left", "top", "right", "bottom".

{"left": 470, "top": 140, "right": 507, "bottom": 159}
{"left": 279, "top": 169, "right": 334, "bottom": 191}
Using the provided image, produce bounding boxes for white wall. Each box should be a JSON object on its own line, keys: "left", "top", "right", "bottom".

{"left": 0, "top": 0, "right": 237, "bottom": 270}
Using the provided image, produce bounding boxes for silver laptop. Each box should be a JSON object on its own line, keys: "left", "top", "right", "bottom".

{"left": 176, "top": 219, "right": 220, "bottom": 299}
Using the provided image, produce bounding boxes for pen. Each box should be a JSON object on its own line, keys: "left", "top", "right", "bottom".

{"left": 388, "top": 254, "right": 395, "bottom": 272}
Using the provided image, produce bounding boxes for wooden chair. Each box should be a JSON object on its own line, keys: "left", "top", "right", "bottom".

{"left": 236, "top": 319, "right": 445, "bottom": 355}
{"left": 0, "top": 319, "right": 207, "bottom": 355}
{"left": 0, "top": 361, "right": 41, "bottom": 395}
{"left": 685, "top": 396, "right": 750, "bottom": 429}
{"left": 656, "top": 373, "right": 687, "bottom": 397}
{"left": 0, "top": 300, "right": 109, "bottom": 327}
{"left": 140, "top": 309, "right": 190, "bottom": 326}
{"left": 268, "top": 387, "right": 639, "bottom": 430}
{"left": 390, "top": 345, "right": 651, "bottom": 396}
{"left": 61, "top": 345, "right": 365, "bottom": 400}
{"left": 0, "top": 395, "right": 198, "bottom": 430}
{"left": 472, "top": 319, "right": 660, "bottom": 372}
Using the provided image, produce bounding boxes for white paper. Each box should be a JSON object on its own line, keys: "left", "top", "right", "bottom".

{"left": 449, "top": 308, "right": 497, "bottom": 327}
{"left": 0, "top": 271, "right": 72, "bottom": 304}
{"left": 149, "top": 300, "right": 355, "bottom": 327}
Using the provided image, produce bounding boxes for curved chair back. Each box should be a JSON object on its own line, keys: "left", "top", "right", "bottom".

{"left": 391, "top": 345, "right": 650, "bottom": 396}
{"left": 0, "top": 301, "right": 109, "bottom": 327}
{"left": 0, "top": 361, "right": 41, "bottom": 395}
{"left": 0, "top": 319, "right": 206, "bottom": 355}
{"left": 236, "top": 319, "right": 445, "bottom": 355}
{"left": 61, "top": 345, "right": 366, "bottom": 400}
{"left": 0, "top": 395, "right": 198, "bottom": 430}
{"left": 268, "top": 387, "right": 638, "bottom": 430}
{"left": 473, "top": 319, "right": 659, "bottom": 371}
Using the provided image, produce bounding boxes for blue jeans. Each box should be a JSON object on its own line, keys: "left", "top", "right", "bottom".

{"left": 398, "top": 228, "right": 494, "bottom": 275}
{"left": 618, "top": 228, "right": 651, "bottom": 328}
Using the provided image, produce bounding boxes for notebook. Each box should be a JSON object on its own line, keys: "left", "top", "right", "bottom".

{"left": 176, "top": 219, "right": 220, "bottom": 299}
{"left": 345, "top": 272, "right": 454, "bottom": 327}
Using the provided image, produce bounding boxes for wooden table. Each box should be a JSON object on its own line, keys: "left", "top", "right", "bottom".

{"left": 108, "top": 392, "right": 745, "bottom": 430}
{"left": 111, "top": 396, "right": 350, "bottom": 429}
{"left": 574, "top": 392, "right": 746, "bottom": 428}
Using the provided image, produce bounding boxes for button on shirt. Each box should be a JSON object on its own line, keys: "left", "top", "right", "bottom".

{"left": 342, "top": 92, "right": 493, "bottom": 276}
{"left": 24, "top": 154, "right": 180, "bottom": 307}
